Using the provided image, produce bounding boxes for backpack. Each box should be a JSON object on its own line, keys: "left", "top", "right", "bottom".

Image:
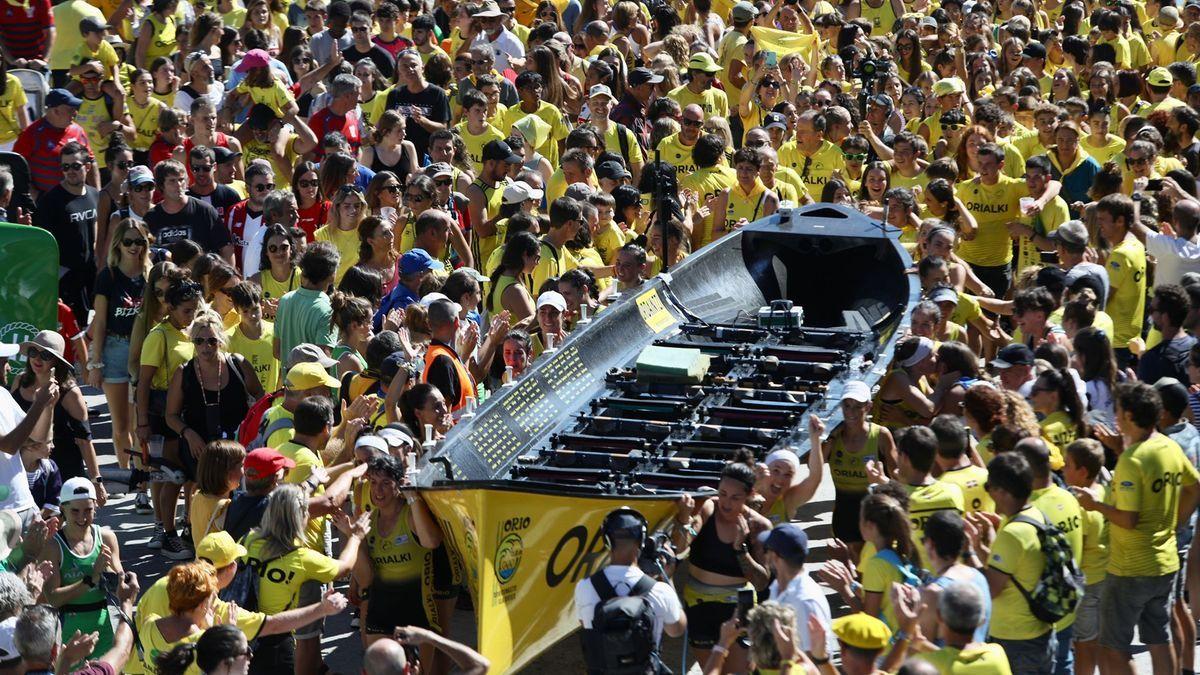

{"left": 1011, "top": 513, "right": 1085, "bottom": 624}
{"left": 873, "top": 548, "right": 925, "bottom": 588}
{"left": 580, "top": 572, "right": 663, "bottom": 675}
{"left": 238, "top": 390, "right": 286, "bottom": 448}
{"left": 220, "top": 535, "right": 294, "bottom": 613}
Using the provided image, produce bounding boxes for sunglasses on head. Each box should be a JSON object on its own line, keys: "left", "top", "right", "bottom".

{"left": 191, "top": 336, "right": 221, "bottom": 347}
{"left": 122, "top": 237, "right": 147, "bottom": 248}
{"left": 253, "top": 182, "right": 277, "bottom": 192}
{"left": 339, "top": 184, "right": 364, "bottom": 195}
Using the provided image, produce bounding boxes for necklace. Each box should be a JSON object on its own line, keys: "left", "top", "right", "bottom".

{"left": 194, "top": 356, "right": 223, "bottom": 409}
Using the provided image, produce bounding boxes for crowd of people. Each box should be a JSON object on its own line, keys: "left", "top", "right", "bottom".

{"left": 2, "top": 0, "right": 1200, "bottom": 669}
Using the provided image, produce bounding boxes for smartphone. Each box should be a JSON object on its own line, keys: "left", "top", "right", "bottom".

{"left": 1146, "top": 178, "right": 1164, "bottom": 191}
{"left": 764, "top": 51, "right": 778, "bottom": 69}
{"left": 736, "top": 589, "right": 755, "bottom": 624}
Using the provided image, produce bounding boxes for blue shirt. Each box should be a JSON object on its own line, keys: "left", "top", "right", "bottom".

{"left": 374, "top": 282, "right": 419, "bottom": 332}
{"left": 932, "top": 567, "right": 993, "bottom": 644}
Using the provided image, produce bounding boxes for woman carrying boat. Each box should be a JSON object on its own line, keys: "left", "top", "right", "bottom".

{"left": 872, "top": 335, "right": 939, "bottom": 430}
{"left": 755, "top": 414, "right": 829, "bottom": 527}
{"left": 672, "top": 450, "right": 773, "bottom": 673}
{"left": 822, "top": 382, "right": 897, "bottom": 561}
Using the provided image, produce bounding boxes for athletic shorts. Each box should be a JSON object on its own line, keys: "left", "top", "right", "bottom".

{"left": 431, "top": 545, "right": 461, "bottom": 600}
{"left": 294, "top": 580, "right": 327, "bottom": 640}
{"left": 365, "top": 581, "right": 434, "bottom": 634}
{"left": 1100, "top": 572, "right": 1175, "bottom": 650}
{"left": 1073, "top": 579, "right": 1105, "bottom": 643}
{"left": 682, "top": 579, "right": 753, "bottom": 649}
{"left": 832, "top": 489, "right": 866, "bottom": 543}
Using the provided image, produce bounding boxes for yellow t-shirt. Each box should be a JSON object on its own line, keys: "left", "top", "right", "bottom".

{"left": 1080, "top": 134, "right": 1125, "bottom": 167}
{"left": 1106, "top": 236, "right": 1147, "bottom": 345}
{"left": 859, "top": 0, "right": 899, "bottom": 34}
{"left": 1015, "top": 195, "right": 1069, "bottom": 275}
{"left": 860, "top": 550, "right": 913, "bottom": 632}
{"left": 0, "top": 75, "right": 29, "bottom": 144}
{"left": 259, "top": 266, "right": 302, "bottom": 301}
{"left": 667, "top": 84, "right": 730, "bottom": 119}
{"left": 716, "top": 30, "right": 750, "bottom": 108}
{"left": 453, "top": 121, "right": 505, "bottom": 175}
{"left": 600, "top": 122, "right": 644, "bottom": 168}
{"left": 314, "top": 224, "right": 361, "bottom": 284}
{"left": 1038, "top": 411, "right": 1076, "bottom": 469}
{"left": 137, "top": 602, "right": 265, "bottom": 675}
{"left": 679, "top": 165, "right": 737, "bottom": 246}
{"left": 1080, "top": 483, "right": 1109, "bottom": 585}
{"left": 655, "top": 133, "right": 701, "bottom": 176}
{"left": 1108, "top": 433, "right": 1200, "bottom": 577}
{"left": 1031, "top": 485, "right": 1084, "bottom": 629}
{"left": 73, "top": 39, "right": 119, "bottom": 74}
{"left": 262, "top": 402, "right": 295, "bottom": 448}
{"left": 135, "top": 576, "right": 267, "bottom": 636}
{"left": 236, "top": 78, "right": 295, "bottom": 119}
{"left": 723, "top": 179, "right": 769, "bottom": 238}
{"left": 499, "top": 101, "right": 570, "bottom": 167}
{"left": 989, "top": 506, "right": 1053, "bottom": 640}
{"left": 916, "top": 643, "right": 1013, "bottom": 674}
{"left": 955, "top": 176, "right": 1029, "bottom": 267}
{"left": 1097, "top": 34, "right": 1132, "bottom": 67}
{"left": 278, "top": 439, "right": 330, "bottom": 552}
{"left": 525, "top": 238, "right": 577, "bottom": 296}
{"left": 227, "top": 321, "right": 279, "bottom": 393}
{"left": 241, "top": 533, "right": 340, "bottom": 615}
{"left": 140, "top": 321, "right": 195, "bottom": 390}
{"left": 49, "top": 0, "right": 105, "bottom": 70}
{"left": 593, "top": 220, "right": 632, "bottom": 265}
{"left": 938, "top": 464, "right": 994, "bottom": 513}
{"left": 188, "top": 492, "right": 230, "bottom": 550}
{"left": 779, "top": 140, "right": 846, "bottom": 198}
{"left": 125, "top": 97, "right": 167, "bottom": 151}
{"left": 906, "top": 480, "right": 965, "bottom": 569}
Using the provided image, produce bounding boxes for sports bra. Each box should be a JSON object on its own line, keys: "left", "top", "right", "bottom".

{"left": 689, "top": 515, "right": 743, "bottom": 578}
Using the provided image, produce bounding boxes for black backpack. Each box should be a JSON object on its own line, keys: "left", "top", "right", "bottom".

{"left": 220, "top": 536, "right": 294, "bottom": 613}
{"left": 581, "top": 572, "right": 663, "bottom": 675}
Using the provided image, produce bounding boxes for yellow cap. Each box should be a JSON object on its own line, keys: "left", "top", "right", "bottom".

{"left": 1148, "top": 67, "right": 1174, "bottom": 87}
{"left": 196, "top": 531, "right": 248, "bottom": 568}
{"left": 512, "top": 114, "right": 552, "bottom": 151}
{"left": 286, "top": 361, "right": 340, "bottom": 390}
{"left": 932, "top": 77, "right": 965, "bottom": 97}
{"left": 832, "top": 613, "right": 892, "bottom": 650}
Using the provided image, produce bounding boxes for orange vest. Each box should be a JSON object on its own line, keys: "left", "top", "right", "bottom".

{"left": 422, "top": 342, "right": 475, "bottom": 413}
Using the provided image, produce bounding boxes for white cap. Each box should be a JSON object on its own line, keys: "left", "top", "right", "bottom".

{"left": 840, "top": 380, "right": 872, "bottom": 403}
{"left": 503, "top": 181, "right": 545, "bottom": 205}
{"left": 0, "top": 344, "right": 17, "bottom": 359}
{"left": 0, "top": 617, "right": 18, "bottom": 665}
{"left": 354, "top": 435, "right": 388, "bottom": 453}
{"left": 59, "top": 476, "right": 98, "bottom": 505}
{"left": 589, "top": 84, "right": 616, "bottom": 101}
{"left": 537, "top": 291, "right": 567, "bottom": 312}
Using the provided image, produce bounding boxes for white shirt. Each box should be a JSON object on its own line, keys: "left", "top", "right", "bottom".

{"left": 769, "top": 571, "right": 837, "bottom": 655}
{"left": 241, "top": 214, "right": 267, "bottom": 278}
{"left": 473, "top": 28, "right": 525, "bottom": 72}
{"left": 1145, "top": 232, "right": 1200, "bottom": 288}
{"left": 0, "top": 389, "right": 36, "bottom": 513}
{"left": 574, "top": 565, "right": 682, "bottom": 644}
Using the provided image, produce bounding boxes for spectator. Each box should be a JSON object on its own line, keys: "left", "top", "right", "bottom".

{"left": 32, "top": 141, "right": 100, "bottom": 322}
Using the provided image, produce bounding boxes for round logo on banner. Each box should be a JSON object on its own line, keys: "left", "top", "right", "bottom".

{"left": 495, "top": 532, "right": 524, "bottom": 585}
{"left": 0, "top": 322, "right": 37, "bottom": 376}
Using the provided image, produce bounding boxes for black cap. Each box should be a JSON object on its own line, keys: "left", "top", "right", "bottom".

{"left": 602, "top": 508, "right": 647, "bottom": 544}
{"left": 247, "top": 103, "right": 278, "bottom": 130}
{"left": 992, "top": 343, "right": 1035, "bottom": 369}
{"left": 1035, "top": 266, "right": 1067, "bottom": 297}
{"left": 628, "top": 67, "right": 664, "bottom": 87}
{"left": 482, "top": 139, "right": 522, "bottom": 164}
{"left": 79, "top": 17, "right": 110, "bottom": 33}
{"left": 380, "top": 350, "right": 417, "bottom": 382}
{"left": 1022, "top": 41, "right": 1047, "bottom": 59}
{"left": 595, "top": 160, "right": 631, "bottom": 182}
{"left": 1155, "top": 377, "right": 1190, "bottom": 418}
{"left": 213, "top": 146, "right": 243, "bottom": 164}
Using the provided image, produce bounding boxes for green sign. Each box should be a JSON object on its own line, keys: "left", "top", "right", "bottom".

{"left": 0, "top": 223, "right": 60, "bottom": 376}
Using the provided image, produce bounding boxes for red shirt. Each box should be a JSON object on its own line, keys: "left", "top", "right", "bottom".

{"left": 13, "top": 119, "right": 91, "bottom": 195}
{"left": 308, "top": 107, "right": 363, "bottom": 159}
{"left": 296, "top": 200, "right": 329, "bottom": 241}
{"left": 182, "top": 133, "right": 231, "bottom": 181}
{"left": 373, "top": 34, "right": 414, "bottom": 60}
{"left": 57, "top": 300, "right": 81, "bottom": 365}
{"left": 148, "top": 134, "right": 183, "bottom": 170}
{"left": 0, "top": 0, "right": 53, "bottom": 60}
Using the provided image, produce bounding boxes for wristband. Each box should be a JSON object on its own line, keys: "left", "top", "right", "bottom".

{"left": 405, "top": 494, "right": 420, "bottom": 504}
{"left": 894, "top": 629, "right": 911, "bottom": 642}
{"left": 86, "top": 362, "right": 104, "bottom": 371}
{"left": 810, "top": 655, "right": 830, "bottom": 665}
{"left": 711, "top": 645, "right": 729, "bottom": 656}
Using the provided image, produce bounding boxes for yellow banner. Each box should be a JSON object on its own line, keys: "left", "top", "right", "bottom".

{"left": 422, "top": 488, "right": 680, "bottom": 673}
{"left": 749, "top": 26, "right": 822, "bottom": 64}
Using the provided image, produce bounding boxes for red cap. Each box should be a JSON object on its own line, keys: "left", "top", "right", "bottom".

{"left": 244, "top": 447, "right": 296, "bottom": 480}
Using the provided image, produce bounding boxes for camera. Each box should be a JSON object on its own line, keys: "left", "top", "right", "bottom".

{"left": 854, "top": 58, "right": 892, "bottom": 81}
{"left": 638, "top": 533, "right": 677, "bottom": 581}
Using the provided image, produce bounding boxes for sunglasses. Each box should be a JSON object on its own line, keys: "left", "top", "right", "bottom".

{"left": 942, "top": 122, "right": 964, "bottom": 131}
{"left": 297, "top": 179, "right": 319, "bottom": 189}
{"left": 192, "top": 164, "right": 214, "bottom": 173}
{"left": 253, "top": 182, "right": 276, "bottom": 192}
{"left": 385, "top": 184, "right": 402, "bottom": 194}
{"left": 26, "top": 347, "right": 54, "bottom": 362}
{"left": 132, "top": 183, "right": 155, "bottom": 193}
{"left": 844, "top": 153, "right": 868, "bottom": 161}
{"left": 1126, "top": 156, "right": 1150, "bottom": 166}
{"left": 61, "top": 162, "right": 87, "bottom": 171}
{"left": 122, "top": 237, "right": 147, "bottom": 248}
{"left": 191, "top": 336, "right": 221, "bottom": 347}
{"left": 898, "top": 42, "right": 915, "bottom": 50}
{"left": 339, "top": 184, "right": 364, "bottom": 195}
{"left": 434, "top": 178, "right": 453, "bottom": 186}
{"left": 761, "top": 81, "right": 781, "bottom": 90}
{"left": 405, "top": 192, "right": 429, "bottom": 202}
{"left": 682, "top": 118, "right": 704, "bottom": 128}
{"left": 116, "top": 160, "right": 134, "bottom": 170}
{"left": 268, "top": 243, "right": 291, "bottom": 253}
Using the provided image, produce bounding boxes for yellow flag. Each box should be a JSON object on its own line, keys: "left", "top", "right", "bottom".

{"left": 749, "top": 26, "right": 822, "bottom": 64}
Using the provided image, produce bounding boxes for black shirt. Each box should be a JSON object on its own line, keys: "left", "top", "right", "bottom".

{"left": 342, "top": 43, "right": 396, "bottom": 79}
{"left": 33, "top": 184, "right": 99, "bottom": 273}
{"left": 94, "top": 265, "right": 145, "bottom": 337}
{"left": 188, "top": 184, "right": 243, "bottom": 223}
{"left": 385, "top": 83, "right": 451, "bottom": 160}
{"left": 145, "top": 197, "right": 231, "bottom": 253}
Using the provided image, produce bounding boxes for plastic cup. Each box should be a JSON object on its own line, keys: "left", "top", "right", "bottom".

{"left": 148, "top": 434, "right": 164, "bottom": 460}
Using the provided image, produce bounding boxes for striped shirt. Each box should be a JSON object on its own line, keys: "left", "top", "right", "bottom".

{"left": 12, "top": 119, "right": 91, "bottom": 195}
{"left": 0, "top": 0, "right": 53, "bottom": 60}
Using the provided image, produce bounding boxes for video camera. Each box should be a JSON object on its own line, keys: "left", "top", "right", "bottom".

{"left": 853, "top": 58, "right": 892, "bottom": 82}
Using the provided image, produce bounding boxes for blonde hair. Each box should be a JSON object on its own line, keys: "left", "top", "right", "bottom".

{"left": 1002, "top": 390, "right": 1042, "bottom": 438}
{"left": 746, "top": 602, "right": 798, "bottom": 669}
{"left": 107, "top": 219, "right": 153, "bottom": 274}
{"left": 254, "top": 484, "right": 307, "bottom": 559}
{"left": 188, "top": 309, "right": 228, "bottom": 348}
{"left": 702, "top": 116, "right": 733, "bottom": 150}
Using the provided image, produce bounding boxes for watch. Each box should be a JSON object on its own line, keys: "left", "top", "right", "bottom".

{"left": 1132, "top": 193, "right": 1144, "bottom": 202}
{"left": 92, "top": 476, "right": 104, "bottom": 484}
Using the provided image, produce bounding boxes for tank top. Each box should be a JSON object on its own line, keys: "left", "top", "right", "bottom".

{"left": 724, "top": 180, "right": 768, "bottom": 234}
{"left": 369, "top": 145, "right": 413, "bottom": 184}
{"left": 144, "top": 13, "right": 178, "bottom": 63}
{"left": 829, "top": 424, "right": 883, "bottom": 493}
{"left": 367, "top": 507, "right": 429, "bottom": 585}
{"left": 872, "top": 369, "right": 932, "bottom": 429}
{"left": 488, "top": 273, "right": 520, "bottom": 317}
{"left": 859, "top": 0, "right": 898, "bottom": 34}
{"left": 260, "top": 266, "right": 301, "bottom": 301}
{"left": 471, "top": 178, "right": 506, "bottom": 267}
{"left": 58, "top": 525, "right": 105, "bottom": 607}
{"left": 180, "top": 356, "right": 252, "bottom": 443}
{"left": 332, "top": 344, "right": 366, "bottom": 372}
{"left": 689, "top": 515, "right": 744, "bottom": 578}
